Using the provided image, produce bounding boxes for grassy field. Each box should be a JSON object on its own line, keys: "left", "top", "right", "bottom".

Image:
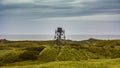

{"left": 0, "top": 39, "right": 120, "bottom": 68}
{"left": 1, "top": 58, "right": 120, "bottom": 68}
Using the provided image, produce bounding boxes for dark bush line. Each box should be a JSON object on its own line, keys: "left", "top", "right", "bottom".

{"left": 23, "top": 46, "right": 45, "bottom": 52}
{"left": 19, "top": 50, "right": 38, "bottom": 60}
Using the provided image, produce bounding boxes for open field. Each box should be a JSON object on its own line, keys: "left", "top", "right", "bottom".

{"left": 1, "top": 58, "right": 120, "bottom": 68}
{"left": 0, "top": 38, "right": 120, "bottom": 68}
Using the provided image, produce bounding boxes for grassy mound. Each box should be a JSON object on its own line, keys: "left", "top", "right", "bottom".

{"left": 0, "top": 50, "right": 24, "bottom": 64}
{"left": 39, "top": 47, "right": 58, "bottom": 62}
{"left": 38, "top": 45, "right": 106, "bottom": 61}
{"left": 57, "top": 46, "right": 99, "bottom": 61}
{"left": 0, "top": 50, "right": 40, "bottom": 65}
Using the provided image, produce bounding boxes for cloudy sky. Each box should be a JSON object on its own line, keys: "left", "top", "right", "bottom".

{"left": 0, "top": 0, "right": 120, "bottom": 35}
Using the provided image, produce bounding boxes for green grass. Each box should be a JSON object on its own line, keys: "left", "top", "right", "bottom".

{"left": 57, "top": 46, "right": 99, "bottom": 61}
{"left": 0, "top": 39, "right": 120, "bottom": 68}
{"left": 1, "top": 58, "right": 120, "bottom": 68}
{"left": 39, "top": 46, "right": 58, "bottom": 61}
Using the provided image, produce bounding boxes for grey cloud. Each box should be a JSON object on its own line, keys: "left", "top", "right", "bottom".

{"left": 86, "top": 0, "right": 120, "bottom": 13}
{"left": 0, "top": 0, "right": 120, "bottom": 35}
{"left": 0, "top": 0, "right": 120, "bottom": 20}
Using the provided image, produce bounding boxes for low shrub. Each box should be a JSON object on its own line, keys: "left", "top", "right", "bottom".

{"left": 19, "top": 50, "right": 38, "bottom": 60}
{"left": 24, "top": 46, "right": 45, "bottom": 52}
{"left": 5, "top": 42, "right": 39, "bottom": 48}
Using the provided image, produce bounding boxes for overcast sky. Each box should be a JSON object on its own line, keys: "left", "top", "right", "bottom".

{"left": 0, "top": 0, "right": 120, "bottom": 35}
